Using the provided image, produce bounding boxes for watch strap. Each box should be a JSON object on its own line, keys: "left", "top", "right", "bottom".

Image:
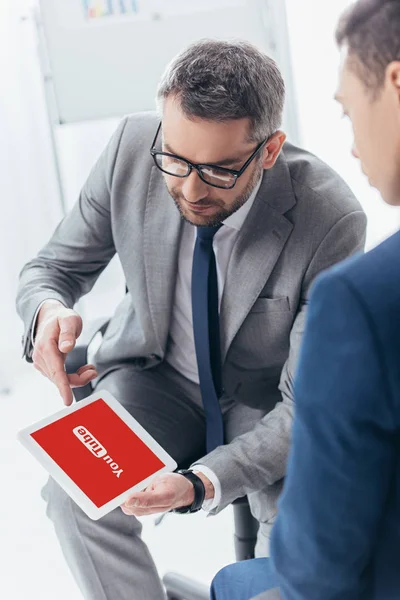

{"left": 172, "top": 470, "right": 206, "bottom": 514}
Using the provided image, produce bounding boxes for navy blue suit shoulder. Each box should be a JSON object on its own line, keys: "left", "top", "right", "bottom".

{"left": 323, "top": 229, "right": 400, "bottom": 312}
{"left": 269, "top": 230, "right": 400, "bottom": 600}
{"left": 213, "top": 234, "right": 400, "bottom": 600}
{"left": 316, "top": 230, "right": 400, "bottom": 411}
{"left": 211, "top": 231, "right": 400, "bottom": 600}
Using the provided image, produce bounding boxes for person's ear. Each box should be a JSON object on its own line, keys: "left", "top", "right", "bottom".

{"left": 262, "top": 131, "right": 287, "bottom": 170}
{"left": 386, "top": 61, "right": 400, "bottom": 103}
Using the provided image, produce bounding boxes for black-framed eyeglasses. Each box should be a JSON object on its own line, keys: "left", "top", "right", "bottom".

{"left": 150, "top": 123, "right": 269, "bottom": 190}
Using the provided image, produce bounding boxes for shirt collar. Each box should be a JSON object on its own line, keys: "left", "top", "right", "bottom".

{"left": 222, "top": 174, "right": 263, "bottom": 232}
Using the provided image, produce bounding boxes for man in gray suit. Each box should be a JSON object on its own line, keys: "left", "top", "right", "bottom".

{"left": 17, "top": 40, "right": 366, "bottom": 599}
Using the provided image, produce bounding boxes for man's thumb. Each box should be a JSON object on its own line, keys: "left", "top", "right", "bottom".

{"left": 58, "top": 315, "right": 80, "bottom": 353}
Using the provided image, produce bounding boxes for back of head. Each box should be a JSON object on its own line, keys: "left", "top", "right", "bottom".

{"left": 157, "top": 39, "right": 285, "bottom": 142}
{"left": 336, "top": 0, "right": 400, "bottom": 97}
{"left": 335, "top": 0, "right": 400, "bottom": 205}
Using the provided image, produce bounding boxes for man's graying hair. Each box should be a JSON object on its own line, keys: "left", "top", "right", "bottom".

{"left": 157, "top": 39, "right": 285, "bottom": 142}
{"left": 336, "top": 0, "right": 400, "bottom": 97}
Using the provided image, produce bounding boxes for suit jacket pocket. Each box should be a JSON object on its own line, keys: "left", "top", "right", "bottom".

{"left": 226, "top": 296, "right": 293, "bottom": 371}
{"left": 250, "top": 296, "right": 290, "bottom": 313}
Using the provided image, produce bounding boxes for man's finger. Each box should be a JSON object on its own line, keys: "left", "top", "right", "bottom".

{"left": 68, "top": 365, "right": 98, "bottom": 388}
{"left": 77, "top": 364, "right": 97, "bottom": 375}
{"left": 45, "top": 342, "right": 74, "bottom": 405}
{"left": 121, "top": 506, "right": 169, "bottom": 517}
{"left": 58, "top": 382, "right": 74, "bottom": 407}
{"left": 125, "top": 489, "right": 173, "bottom": 509}
{"left": 33, "top": 361, "right": 46, "bottom": 377}
{"left": 58, "top": 314, "right": 81, "bottom": 353}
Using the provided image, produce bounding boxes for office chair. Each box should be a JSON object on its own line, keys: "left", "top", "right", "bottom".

{"left": 66, "top": 318, "right": 259, "bottom": 600}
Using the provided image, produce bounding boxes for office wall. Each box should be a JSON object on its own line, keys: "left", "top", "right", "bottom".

{"left": 0, "top": 0, "right": 63, "bottom": 386}
{"left": 2, "top": 0, "right": 399, "bottom": 388}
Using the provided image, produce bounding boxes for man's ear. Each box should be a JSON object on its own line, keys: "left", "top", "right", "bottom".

{"left": 262, "top": 131, "right": 287, "bottom": 170}
{"left": 386, "top": 61, "right": 400, "bottom": 104}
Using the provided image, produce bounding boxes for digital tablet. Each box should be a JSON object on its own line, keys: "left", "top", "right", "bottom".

{"left": 17, "top": 389, "right": 177, "bottom": 520}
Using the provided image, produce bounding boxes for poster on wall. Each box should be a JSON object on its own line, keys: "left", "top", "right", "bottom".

{"left": 82, "top": 0, "right": 138, "bottom": 20}
{"left": 82, "top": 0, "right": 245, "bottom": 21}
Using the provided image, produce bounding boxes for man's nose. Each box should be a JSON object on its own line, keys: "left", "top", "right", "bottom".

{"left": 182, "top": 170, "right": 210, "bottom": 203}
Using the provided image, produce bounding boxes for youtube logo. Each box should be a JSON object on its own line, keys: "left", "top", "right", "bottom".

{"left": 73, "top": 426, "right": 123, "bottom": 478}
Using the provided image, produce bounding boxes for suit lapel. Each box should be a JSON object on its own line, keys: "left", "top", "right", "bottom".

{"left": 144, "top": 166, "right": 183, "bottom": 353}
{"left": 220, "top": 152, "right": 296, "bottom": 363}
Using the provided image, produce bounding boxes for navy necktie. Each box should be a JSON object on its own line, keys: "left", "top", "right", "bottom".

{"left": 192, "top": 225, "right": 224, "bottom": 453}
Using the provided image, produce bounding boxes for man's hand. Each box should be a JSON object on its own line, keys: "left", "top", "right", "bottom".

{"left": 121, "top": 472, "right": 215, "bottom": 516}
{"left": 32, "top": 300, "right": 98, "bottom": 406}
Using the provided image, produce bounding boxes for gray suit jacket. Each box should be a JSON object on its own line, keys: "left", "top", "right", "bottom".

{"left": 16, "top": 112, "right": 366, "bottom": 512}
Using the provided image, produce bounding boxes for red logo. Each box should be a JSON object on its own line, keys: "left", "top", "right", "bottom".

{"left": 72, "top": 426, "right": 123, "bottom": 478}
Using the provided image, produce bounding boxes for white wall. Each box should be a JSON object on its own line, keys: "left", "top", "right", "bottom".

{"left": 0, "top": 0, "right": 64, "bottom": 387}
{"left": 2, "top": 0, "right": 399, "bottom": 380}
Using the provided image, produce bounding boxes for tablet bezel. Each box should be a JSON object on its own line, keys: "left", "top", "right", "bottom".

{"left": 17, "top": 389, "right": 178, "bottom": 520}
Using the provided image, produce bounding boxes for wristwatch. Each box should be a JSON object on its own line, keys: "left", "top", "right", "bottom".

{"left": 172, "top": 470, "right": 206, "bottom": 514}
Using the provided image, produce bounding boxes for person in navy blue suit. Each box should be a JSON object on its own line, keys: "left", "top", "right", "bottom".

{"left": 211, "top": 1, "right": 400, "bottom": 598}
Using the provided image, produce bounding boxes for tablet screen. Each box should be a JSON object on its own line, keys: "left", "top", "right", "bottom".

{"left": 31, "top": 398, "right": 166, "bottom": 508}
{"left": 18, "top": 391, "right": 177, "bottom": 519}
